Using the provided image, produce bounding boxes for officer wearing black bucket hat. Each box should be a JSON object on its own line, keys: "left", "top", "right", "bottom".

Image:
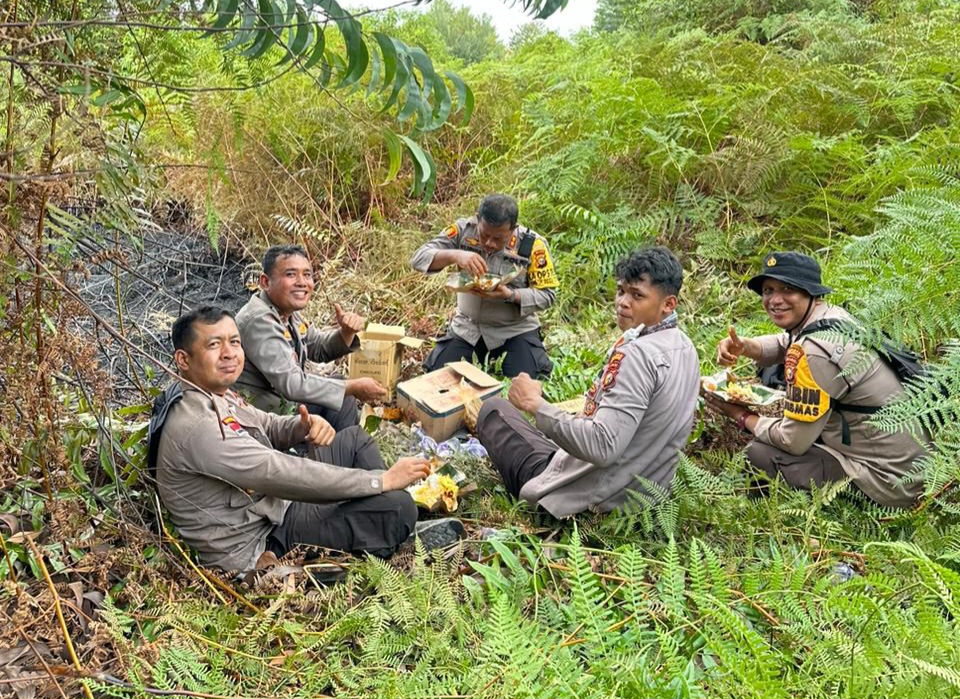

{"left": 746, "top": 251, "right": 833, "bottom": 297}
{"left": 704, "top": 251, "right": 928, "bottom": 509}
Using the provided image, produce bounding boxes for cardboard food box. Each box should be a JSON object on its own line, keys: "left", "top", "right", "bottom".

{"left": 396, "top": 361, "right": 503, "bottom": 441}
{"left": 348, "top": 323, "right": 423, "bottom": 401}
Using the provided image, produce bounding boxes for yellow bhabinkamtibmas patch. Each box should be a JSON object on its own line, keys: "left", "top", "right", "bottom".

{"left": 783, "top": 343, "right": 831, "bottom": 422}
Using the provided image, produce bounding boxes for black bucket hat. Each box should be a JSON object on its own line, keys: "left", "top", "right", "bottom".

{"left": 746, "top": 251, "right": 833, "bottom": 297}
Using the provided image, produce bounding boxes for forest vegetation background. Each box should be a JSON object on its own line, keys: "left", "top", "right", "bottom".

{"left": 2, "top": 0, "right": 960, "bottom": 696}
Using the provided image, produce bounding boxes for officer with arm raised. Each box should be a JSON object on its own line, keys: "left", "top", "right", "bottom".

{"left": 235, "top": 245, "right": 386, "bottom": 429}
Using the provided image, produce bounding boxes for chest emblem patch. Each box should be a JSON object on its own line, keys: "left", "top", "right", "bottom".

{"left": 222, "top": 416, "right": 248, "bottom": 436}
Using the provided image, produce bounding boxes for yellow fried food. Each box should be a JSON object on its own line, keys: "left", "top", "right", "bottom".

{"left": 726, "top": 383, "right": 760, "bottom": 403}
{"left": 410, "top": 474, "right": 460, "bottom": 512}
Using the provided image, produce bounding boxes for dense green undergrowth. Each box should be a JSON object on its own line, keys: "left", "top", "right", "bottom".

{"left": 3, "top": 0, "right": 960, "bottom": 696}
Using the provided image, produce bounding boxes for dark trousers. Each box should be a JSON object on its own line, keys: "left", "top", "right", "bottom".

{"left": 307, "top": 394, "right": 359, "bottom": 432}
{"left": 267, "top": 426, "right": 417, "bottom": 559}
{"left": 745, "top": 441, "right": 847, "bottom": 491}
{"left": 476, "top": 397, "right": 556, "bottom": 498}
{"left": 424, "top": 329, "right": 553, "bottom": 378}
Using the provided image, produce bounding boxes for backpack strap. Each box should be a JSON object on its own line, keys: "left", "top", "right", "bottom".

{"left": 796, "top": 319, "right": 884, "bottom": 446}
{"left": 147, "top": 383, "right": 184, "bottom": 483}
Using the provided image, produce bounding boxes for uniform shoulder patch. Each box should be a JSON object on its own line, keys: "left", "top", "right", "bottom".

{"left": 783, "top": 343, "right": 831, "bottom": 422}
{"left": 444, "top": 224, "right": 459, "bottom": 239}
{"left": 526, "top": 238, "right": 559, "bottom": 289}
{"left": 298, "top": 321, "right": 308, "bottom": 336}
{"left": 600, "top": 350, "right": 626, "bottom": 391}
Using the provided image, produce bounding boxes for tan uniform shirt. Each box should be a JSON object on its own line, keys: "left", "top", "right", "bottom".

{"left": 520, "top": 326, "right": 701, "bottom": 517}
{"left": 156, "top": 386, "right": 384, "bottom": 571}
{"left": 410, "top": 216, "right": 558, "bottom": 349}
{"left": 752, "top": 303, "right": 928, "bottom": 507}
{"left": 235, "top": 291, "right": 358, "bottom": 414}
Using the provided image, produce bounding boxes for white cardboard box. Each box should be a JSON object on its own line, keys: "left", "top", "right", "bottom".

{"left": 396, "top": 361, "right": 503, "bottom": 441}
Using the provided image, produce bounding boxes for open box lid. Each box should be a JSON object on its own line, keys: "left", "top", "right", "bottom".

{"left": 363, "top": 323, "right": 423, "bottom": 348}
{"left": 445, "top": 360, "right": 501, "bottom": 388}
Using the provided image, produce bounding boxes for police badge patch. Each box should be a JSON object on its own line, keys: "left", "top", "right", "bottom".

{"left": 783, "top": 344, "right": 831, "bottom": 422}
{"left": 600, "top": 351, "right": 625, "bottom": 391}
{"left": 526, "top": 238, "right": 559, "bottom": 288}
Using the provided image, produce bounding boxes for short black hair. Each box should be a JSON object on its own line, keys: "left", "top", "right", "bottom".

{"left": 477, "top": 194, "right": 519, "bottom": 228}
{"left": 615, "top": 246, "right": 683, "bottom": 296}
{"left": 262, "top": 244, "right": 309, "bottom": 276}
{"left": 171, "top": 306, "right": 235, "bottom": 352}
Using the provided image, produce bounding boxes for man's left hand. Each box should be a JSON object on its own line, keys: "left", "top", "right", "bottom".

{"left": 299, "top": 405, "right": 336, "bottom": 446}
{"left": 334, "top": 303, "right": 365, "bottom": 344}
{"left": 509, "top": 372, "right": 544, "bottom": 414}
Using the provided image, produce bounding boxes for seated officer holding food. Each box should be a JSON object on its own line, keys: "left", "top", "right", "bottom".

{"left": 148, "top": 306, "right": 462, "bottom": 572}
{"left": 704, "top": 251, "right": 928, "bottom": 508}
{"left": 410, "top": 194, "right": 558, "bottom": 378}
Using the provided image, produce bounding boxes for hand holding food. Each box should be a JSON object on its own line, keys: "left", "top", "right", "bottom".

{"left": 382, "top": 456, "right": 432, "bottom": 491}
{"left": 409, "top": 473, "right": 460, "bottom": 512}
{"left": 457, "top": 251, "right": 488, "bottom": 277}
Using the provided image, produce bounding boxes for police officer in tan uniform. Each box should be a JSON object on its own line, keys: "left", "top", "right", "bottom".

{"left": 476, "top": 247, "right": 700, "bottom": 516}
{"left": 235, "top": 245, "right": 386, "bottom": 430}
{"left": 149, "top": 306, "right": 450, "bottom": 572}
{"left": 411, "top": 194, "right": 558, "bottom": 378}
{"left": 705, "top": 252, "right": 929, "bottom": 508}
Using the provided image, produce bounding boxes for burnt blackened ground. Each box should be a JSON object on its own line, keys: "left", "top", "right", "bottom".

{"left": 70, "top": 222, "right": 253, "bottom": 402}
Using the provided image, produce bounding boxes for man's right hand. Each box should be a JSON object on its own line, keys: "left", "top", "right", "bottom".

{"left": 717, "top": 326, "right": 747, "bottom": 365}
{"left": 382, "top": 456, "right": 432, "bottom": 491}
{"left": 345, "top": 377, "right": 388, "bottom": 403}
{"left": 457, "top": 251, "right": 487, "bottom": 277}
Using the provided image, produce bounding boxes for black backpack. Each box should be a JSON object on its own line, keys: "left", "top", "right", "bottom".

{"left": 759, "top": 319, "right": 929, "bottom": 444}
{"left": 146, "top": 383, "right": 184, "bottom": 482}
